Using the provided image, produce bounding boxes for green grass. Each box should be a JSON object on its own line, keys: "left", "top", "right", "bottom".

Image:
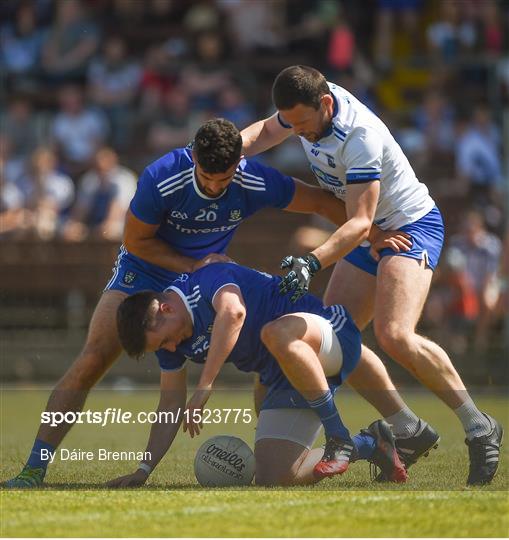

{"left": 1, "top": 387, "right": 508, "bottom": 537}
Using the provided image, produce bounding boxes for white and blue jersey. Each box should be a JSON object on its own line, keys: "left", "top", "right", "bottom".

{"left": 279, "top": 82, "right": 435, "bottom": 230}
{"left": 157, "top": 263, "right": 361, "bottom": 410}
{"left": 105, "top": 148, "right": 295, "bottom": 292}
{"left": 278, "top": 82, "right": 444, "bottom": 274}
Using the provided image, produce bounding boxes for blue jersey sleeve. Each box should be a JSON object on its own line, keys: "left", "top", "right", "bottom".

{"left": 244, "top": 161, "right": 295, "bottom": 209}
{"left": 129, "top": 167, "right": 165, "bottom": 225}
{"left": 156, "top": 349, "right": 186, "bottom": 372}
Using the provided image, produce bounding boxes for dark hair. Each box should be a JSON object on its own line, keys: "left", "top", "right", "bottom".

{"left": 116, "top": 291, "right": 165, "bottom": 359}
{"left": 272, "top": 65, "right": 330, "bottom": 110}
{"left": 193, "top": 118, "right": 242, "bottom": 173}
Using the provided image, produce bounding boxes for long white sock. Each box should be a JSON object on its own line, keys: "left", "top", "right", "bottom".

{"left": 385, "top": 407, "right": 420, "bottom": 439}
{"left": 454, "top": 398, "right": 491, "bottom": 440}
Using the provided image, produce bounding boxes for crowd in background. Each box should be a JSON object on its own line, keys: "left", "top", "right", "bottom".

{"left": 1, "top": 0, "right": 508, "bottom": 363}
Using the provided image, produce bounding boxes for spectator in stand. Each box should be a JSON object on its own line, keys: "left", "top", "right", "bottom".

{"left": 427, "top": 1, "right": 477, "bottom": 65}
{"left": 479, "top": 0, "right": 504, "bottom": 57}
{"left": 454, "top": 104, "right": 503, "bottom": 206}
{"left": 0, "top": 135, "right": 27, "bottom": 237}
{"left": 327, "top": 9, "right": 356, "bottom": 76}
{"left": 62, "top": 148, "right": 136, "bottom": 242}
{"left": 447, "top": 211, "right": 502, "bottom": 351}
{"left": 283, "top": 0, "right": 332, "bottom": 62}
{"left": 87, "top": 36, "right": 142, "bottom": 149}
{"left": 497, "top": 56, "right": 509, "bottom": 103}
{"left": 1, "top": 97, "right": 39, "bottom": 162}
{"left": 494, "top": 229, "right": 509, "bottom": 321}
{"left": 374, "top": 0, "right": 423, "bottom": 70}
{"left": 215, "top": 83, "right": 255, "bottom": 129}
{"left": 0, "top": 2, "right": 46, "bottom": 89}
{"left": 146, "top": 86, "right": 193, "bottom": 157}
{"left": 42, "top": 0, "right": 99, "bottom": 83}
{"left": 0, "top": 134, "right": 25, "bottom": 185}
{"left": 218, "top": 0, "right": 285, "bottom": 54}
{"left": 180, "top": 31, "right": 232, "bottom": 113}
{"left": 0, "top": 180, "right": 26, "bottom": 238}
{"left": 414, "top": 90, "right": 455, "bottom": 160}
{"left": 13, "top": 147, "right": 74, "bottom": 240}
{"left": 138, "top": 45, "right": 176, "bottom": 119}
{"left": 51, "top": 85, "right": 109, "bottom": 177}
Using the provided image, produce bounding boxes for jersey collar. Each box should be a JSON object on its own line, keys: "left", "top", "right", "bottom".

{"left": 321, "top": 93, "right": 339, "bottom": 139}
{"left": 167, "top": 286, "right": 195, "bottom": 324}
{"left": 193, "top": 167, "right": 228, "bottom": 201}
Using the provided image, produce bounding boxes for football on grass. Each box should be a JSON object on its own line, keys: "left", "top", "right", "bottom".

{"left": 194, "top": 435, "right": 255, "bottom": 487}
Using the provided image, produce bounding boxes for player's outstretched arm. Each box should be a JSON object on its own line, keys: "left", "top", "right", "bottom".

{"left": 184, "top": 285, "right": 246, "bottom": 437}
{"left": 285, "top": 179, "right": 347, "bottom": 225}
{"left": 241, "top": 113, "right": 293, "bottom": 156}
{"left": 105, "top": 368, "right": 187, "bottom": 488}
{"left": 124, "top": 210, "right": 231, "bottom": 273}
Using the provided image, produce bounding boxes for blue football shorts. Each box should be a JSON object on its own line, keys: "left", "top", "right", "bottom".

{"left": 344, "top": 205, "right": 445, "bottom": 276}
{"left": 104, "top": 245, "right": 179, "bottom": 293}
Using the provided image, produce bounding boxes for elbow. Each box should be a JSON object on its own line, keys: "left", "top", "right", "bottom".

{"left": 227, "top": 305, "right": 246, "bottom": 325}
{"left": 358, "top": 220, "right": 372, "bottom": 243}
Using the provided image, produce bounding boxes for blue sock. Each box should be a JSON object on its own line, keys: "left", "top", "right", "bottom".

{"left": 352, "top": 432, "right": 376, "bottom": 461}
{"left": 307, "top": 390, "right": 351, "bottom": 440}
{"left": 27, "top": 439, "right": 55, "bottom": 471}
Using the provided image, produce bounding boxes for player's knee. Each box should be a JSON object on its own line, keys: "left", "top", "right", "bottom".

{"left": 62, "top": 347, "right": 116, "bottom": 389}
{"left": 375, "top": 322, "right": 415, "bottom": 360}
{"left": 260, "top": 320, "right": 289, "bottom": 356}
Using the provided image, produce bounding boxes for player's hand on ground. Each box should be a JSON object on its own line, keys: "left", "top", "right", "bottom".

{"left": 105, "top": 469, "right": 148, "bottom": 488}
{"left": 369, "top": 229, "right": 412, "bottom": 261}
{"left": 279, "top": 254, "right": 321, "bottom": 302}
{"left": 192, "top": 253, "right": 233, "bottom": 272}
{"left": 183, "top": 388, "right": 211, "bottom": 438}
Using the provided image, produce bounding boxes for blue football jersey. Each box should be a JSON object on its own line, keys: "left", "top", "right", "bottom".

{"left": 156, "top": 263, "right": 357, "bottom": 387}
{"left": 128, "top": 148, "right": 295, "bottom": 275}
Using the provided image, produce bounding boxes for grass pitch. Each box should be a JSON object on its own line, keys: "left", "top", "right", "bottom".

{"left": 1, "top": 387, "right": 508, "bottom": 537}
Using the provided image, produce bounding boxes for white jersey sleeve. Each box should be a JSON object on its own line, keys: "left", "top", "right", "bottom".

{"left": 342, "top": 127, "right": 382, "bottom": 184}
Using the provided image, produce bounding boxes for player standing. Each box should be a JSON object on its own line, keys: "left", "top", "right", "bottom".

{"left": 241, "top": 66, "right": 502, "bottom": 485}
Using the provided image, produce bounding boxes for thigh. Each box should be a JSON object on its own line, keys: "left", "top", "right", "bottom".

{"left": 323, "top": 258, "right": 377, "bottom": 330}
{"left": 375, "top": 255, "right": 433, "bottom": 332}
{"left": 63, "top": 290, "right": 128, "bottom": 386}
{"left": 255, "top": 408, "right": 322, "bottom": 485}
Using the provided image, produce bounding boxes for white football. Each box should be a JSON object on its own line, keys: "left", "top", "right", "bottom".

{"left": 194, "top": 435, "right": 255, "bottom": 487}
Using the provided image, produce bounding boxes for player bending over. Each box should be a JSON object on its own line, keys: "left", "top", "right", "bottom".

{"left": 109, "top": 262, "right": 407, "bottom": 487}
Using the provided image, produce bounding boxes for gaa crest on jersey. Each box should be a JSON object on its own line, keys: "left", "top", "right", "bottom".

{"left": 326, "top": 154, "right": 336, "bottom": 168}
{"left": 229, "top": 209, "right": 242, "bottom": 222}
{"left": 207, "top": 324, "right": 214, "bottom": 333}
{"left": 123, "top": 271, "right": 137, "bottom": 285}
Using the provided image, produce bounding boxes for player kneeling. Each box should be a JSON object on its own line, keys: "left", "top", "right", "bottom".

{"left": 109, "top": 262, "right": 406, "bottom": 487}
